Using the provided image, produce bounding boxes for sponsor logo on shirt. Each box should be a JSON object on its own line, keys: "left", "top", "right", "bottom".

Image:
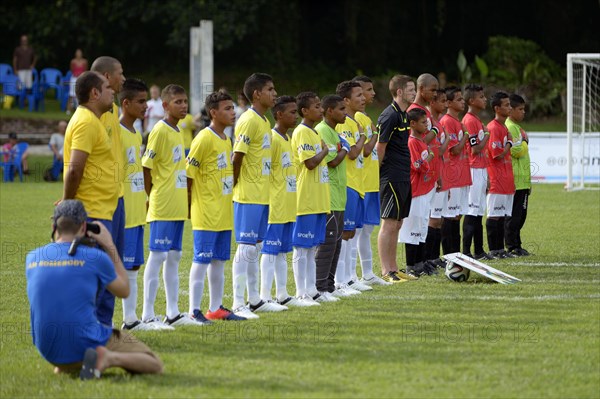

{"left": 298, "top": 143, "right": 315, "bottom": 152}
{"left": 173, "top": 145, "right": 182, "bottom": 163}
{"left": 297, "top": 231, "right": 315, "bottom": 239}
{"left": 127, "top": 146, "right": 136, "bottom": 164}
{"left": 237, "top": 134, "right": 251, "bottom": 145}
{"left": 494, "top": 205, "right": 506, "bottom": 211}
{"left": 240, "top": 230, "right": 258, "bottom": 238}
{"left": 262, "top": 133, "right": 271, "bottom": 149}
{"left": 154, "top": 236, "right": 173, "bottom": 245}
{"left": 197, "top": 251, "right": 214, "bottom": 258}
{"left": 217, "top": 152, "right": 227, "bottom": 169}
{"left": 265, "top": 238, "right": 282, "bottom": 247}
{"left": 281, "top": 152, "right": 292, "bottom": 168}
{"left": 144, "top": 149, "right": 157, "bottom": 159}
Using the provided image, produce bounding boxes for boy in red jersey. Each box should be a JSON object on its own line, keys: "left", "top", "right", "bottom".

{"left": 462, "top": 84, "right": 493, "bottom": 260}
{"left": 486, "top": 91, "right": 516, "bottom": 258}
{"left": 425, "top": 89, "right": 450, "bottom": 268}
{"left": 440, "top": 86, "right": 471, "bottom": 255}
{"left": 399, "top": 108, "right": 437, "bottom": 277}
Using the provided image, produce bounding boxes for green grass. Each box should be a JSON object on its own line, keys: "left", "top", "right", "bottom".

{"left": 1, "top": 163, "right": 599, "bottom": 398}
{"left": 0, "top": 98, "right": 69, "bottom": 121}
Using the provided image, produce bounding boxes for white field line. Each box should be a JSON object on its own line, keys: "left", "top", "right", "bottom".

{"left": 509, "top": 262, "right": 600, "bottom": 267}
{"left": 364, "top": 294, "right": 600, "bottom": 302}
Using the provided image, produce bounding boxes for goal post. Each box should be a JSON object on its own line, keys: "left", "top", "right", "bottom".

{"left": 566, "top": 53, "right": 600, "bottom": 191}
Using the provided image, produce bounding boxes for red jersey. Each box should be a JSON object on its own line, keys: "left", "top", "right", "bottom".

{"left": 429, "top": 115, "right": 444, "bottom": 185}
{"left": 486, "top": 119, "right": 515, "bottom": 194}
{"left": 408, "top": 135, "right": 435, "bottom": 197}
{"left": 440, "top": 114, "right": 472, "bottom": 189}
{"left": 462, "top": 112, "right": 489, "bottom": 168}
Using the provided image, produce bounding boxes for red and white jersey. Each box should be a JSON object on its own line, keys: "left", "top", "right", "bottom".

{"left": 440, "top": 114, "right": 472, "bottom": 189}
{"left": 462, "top": 112, "right": 489, "bottom": 169}
{"left": 408, "top": 135, "right": 436, "bottom": 197}
{"left": 486, "top": 119, "right": 515, "bottom": 194}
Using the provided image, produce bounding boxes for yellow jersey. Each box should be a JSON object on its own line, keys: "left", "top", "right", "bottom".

{"left": 178, "top": 113, "right": 195, "bottom": 150}
{"left": 268, "top": 128, "right": 297, "bottom": 224}
{"left": 336, "top": 115, "right": 364, "bottom": 197}
{"left": 355, "top": 111, "right": 379, "bottom": 193}
{"left": 141, "top": 120, "right": 188, "bottom": 222}
{"left": 119, "top": 124, "right": 146, "bottom": 228}
{"left": 232, "top": 108, "right": 271, "bottom": 205}
{"left": 100, "top": 103, "right": 124, "bottom": 197}
{"left": 291, "top": 123, "right": 330, "bottom": 215}
{"left": 63, "top": 106, "right": 119, "bottom": 220}
{"left": 186, "top": 127, "right": 234, "bottom": 231}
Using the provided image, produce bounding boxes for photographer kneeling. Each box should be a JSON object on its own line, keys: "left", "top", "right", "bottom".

{"left": 26, "top": 200, "right": 163, "bottom": 379}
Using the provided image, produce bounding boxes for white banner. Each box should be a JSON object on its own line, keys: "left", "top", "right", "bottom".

{"left": 528, "top": 132, "right": 600, "bottom": 184}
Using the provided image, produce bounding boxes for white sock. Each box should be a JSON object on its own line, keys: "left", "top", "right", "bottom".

{"left": 358, "top": 224, "right": 375, "bottom": 278}
{"left": 188, "top": 262, "right": 208, "bottom": 314}
{"left": 335, "top": 240, "right": 348, "bottom": 285}
{"left": 275, "top": 253, "right": 289, "bottom": 301}
{"left": 208, "top": 260, "right": 225, "bottom": 312}
{"left": 292, "top": 247, "right": 308, "bottom": 297}
{"left": 232, "top": 244, "right": 254, "bottom": 309}
{"left": 122, "top": 269, "right": 139, "bottom": 323}
{"left": 260, "top": 253, "right": 276, "bottom": 301}
{"left": 164, "top": 250, "right": 182, "bottom": 319}
{"left": 247, "top": 242, "right": 262, "bottom": 305}
{"left": 306, "top": 247, "right": 318, "bottom": 298}
{"left": 348, "top": 232, "right": 359, "bottom": 282}
{"left": 142, "top": 251, "right": 167, "bottom": 321}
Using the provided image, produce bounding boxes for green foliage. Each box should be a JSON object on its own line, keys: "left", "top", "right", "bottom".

{"left": 481, "top": 36, "right": 565, "bottom": 116}
{"left": 457, "top": 50, "right": 472, "bottom": 83}
{"left": 1, "top": 180, "right": 599, "bottom": 397}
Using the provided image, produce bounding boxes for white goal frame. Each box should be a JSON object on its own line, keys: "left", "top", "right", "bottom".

{"left": 566, "top": 53, "right": 600, "bottom": 191}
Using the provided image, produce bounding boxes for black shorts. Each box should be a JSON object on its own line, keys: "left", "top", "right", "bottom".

{"left": 380, "top": 180, "right": 412, "bottom": 220}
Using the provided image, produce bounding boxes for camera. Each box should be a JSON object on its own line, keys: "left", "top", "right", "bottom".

{"left": 68, "top": 222, "right": 101, "bottom": 256}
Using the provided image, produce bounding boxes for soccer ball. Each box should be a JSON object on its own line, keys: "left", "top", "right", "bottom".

{"left": 445, "top": 262, "right": 470, "bottom": 282}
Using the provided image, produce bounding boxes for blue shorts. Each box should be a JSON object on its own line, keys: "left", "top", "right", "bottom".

{"left": 344, "top": 188, "right": 364, "bottom": 231}
{"left": 261, "top": 222, "right": 294, "bottom": 255}
{"left": 363, "top": 191, "right": 381, "bottom": 226}
{"left": 123, "top": 225, "right": 145, "bottom": 269}
{"left": 193, "top": 230, "right": 232, "bottom": 263}
{"left": 111, "top": 197, "right": 125, "bottom": 261}
{"left": 149, "top": 221, "right": 184, "bottom": 252}
{"left": 293, "top": 213, "right": 327, "bottom": 248}
{"left": 234, "top": 202, "right": 269, "bottom": 244}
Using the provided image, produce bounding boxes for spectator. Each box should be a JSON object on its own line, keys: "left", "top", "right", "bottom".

{"left": 2, "top": 132, "right": 29, "bottom": 175}
{"left": 25, "top": 200, "right": 163, "bottom": 379}
{"left": 45, "top": 121, "right": 67, "bottom": 182}
{"left": 12, "top": 35, "right": 36, "bottom": 91}
{"left": 143, "top": 85, "right": 164, "bottom": 133}
{"left": 67, "top": 49, "right": 89, "bottom": 115}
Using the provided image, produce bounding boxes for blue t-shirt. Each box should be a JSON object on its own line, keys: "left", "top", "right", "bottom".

{"left": 25, "top": 242, "right": 116, "bottom": 364}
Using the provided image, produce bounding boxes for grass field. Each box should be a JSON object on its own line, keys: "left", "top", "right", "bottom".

{"left": 1, "top": 158, "right": 599, "bottom": 398}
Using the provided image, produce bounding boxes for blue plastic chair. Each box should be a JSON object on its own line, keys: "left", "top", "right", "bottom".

{"left": 1, "top": 74, "right": 25, "bottom": 108}
{"left": 40, "top": 68, "right": 63, "bottom": 100}
{"left": 60, "top": 70, "right": 72, "bottom": 111}
{"left": 2, "top": 142, "right": 29, "bottom": 182}
{"left": 0, "top": 64, "right": 13, "bottom": 81}
{"left": 27, "top": 68, "right": 45, "bottom": 112}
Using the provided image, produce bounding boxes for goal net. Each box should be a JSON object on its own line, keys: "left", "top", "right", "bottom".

{"left": 566, "top": 53, "right": 600, "bottom": 191}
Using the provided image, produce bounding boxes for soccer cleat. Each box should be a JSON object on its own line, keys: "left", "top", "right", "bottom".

{"left": 206, "top": 306, "right": 247, "bottom": 321}
{"left": 233, "top": 305, "right": 260, "bottom": 319}
{"left": 501, "top": 249, "right": 517, "bottom": 258}
{"left": 331, "top": 288, "right": 353, "bottom": 297}
{"left": 430, "top": 258, "right": 447, "bottom": 269}
{"left": 317, "top": 291, "right": 340, "bottom": 302}
{"left": 122, "top": 320, "right": 160, "bottom": 331}
{"left": 298, "top": 294, "right": 321, "bottom": 306}
{"left": 423, "top": 261, "right": 439, "bottom": 275}
{"left": 191, "top": 309, "right": 214, "bottom": 325}
{"left": 383, "top": 271, "right": 408, "bottom": 283}
{"left": 164, "top": 313, "right": 203, "bottom": 327}
{"left": 348, "top": 280, "right": 373, "bottom": 291}
{"left": 510, "top": 247, "right": 531, "bottom": 257}
{"left": 396, "top": 269, "right": 419, "bottom": 281}
{"left": 335, "top": 283, "right": 362, "bottom": 295}
{"left": 249, "top": 299, "right": 287, "bottom": 312}
{"left": 474, "top": 252, "right": 495, "bottom": 261}
{"left": 277, "top": 296, "right": 307, "bottom": 307}
{"left": 406, "top": 263, "right": 427, "bottom": 278}
{"left": 142, "top": 316, "right": 175, "bottom": 331}
{"left": 360, "top": 275, "right": 392, "bottom": 286}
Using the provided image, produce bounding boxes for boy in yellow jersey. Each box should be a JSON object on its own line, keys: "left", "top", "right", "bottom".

{"left": 231, "top": 73, "right": 279, "bottom": 319}
{"left": 259, "top": 96, "right": 305, "bottom": 308}
{"left": 315, "top": 95, "right": 350, "bottom": 300}
{"left": 62, "top": 71, "right": 119, "bottom": 324}
{"left": 178, "top": 113, "right": 198, "bottom": 156}
{"left": 352, "top": 76, "right": 390, "bottom": 286}
{"left": 90, "top": 56, "right": 126, "bottom": 326}
{"left": 291, "top": 92, "right": 330, "bottom": 305}
{"left": 141, "top": 84, "right": 198, "bottom": 328}
{"left": 117, "top": 78, "right": 157, "bottom": 331}
{"left": 187, "top": 91, "right": 247, "bottom": 322}
{"left": 334, "top": 81, "right": 371, "bottom": 294}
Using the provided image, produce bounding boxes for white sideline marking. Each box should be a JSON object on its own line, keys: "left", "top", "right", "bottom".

{"left": 365, "top": 294, "right": 600, "bottom": 302}
{"left": 511, "top": 262, "right": 600, "bottom": 267}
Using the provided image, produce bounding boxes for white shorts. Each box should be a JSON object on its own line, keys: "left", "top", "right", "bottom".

{"left": 17, "top": 70, "right": 33, "bottom": 89}
{"left": 442, "top": 186, "right": 469, "bottom": 218}
{"left": 69, "top": 75, "right": 77, "bottom": 97}
{"left": 399, "top": 188, "right": 436, "bottom": 245}
{"left": 467, "top": 168, "right": 487, "bottom": 216}
{"left": 430, "top": 190, "right": 448, "bottom": 219}
{"left": 486, "top": 193, "right": 514, "bottom": 217}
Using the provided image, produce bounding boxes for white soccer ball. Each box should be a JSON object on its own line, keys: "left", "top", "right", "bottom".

{"left": 445, "top": 262, "right": 470, "bottom": 282}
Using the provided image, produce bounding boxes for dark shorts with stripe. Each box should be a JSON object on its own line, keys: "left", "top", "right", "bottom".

{"left": 380, "top": 180, "right": 412, "bottom": 221}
